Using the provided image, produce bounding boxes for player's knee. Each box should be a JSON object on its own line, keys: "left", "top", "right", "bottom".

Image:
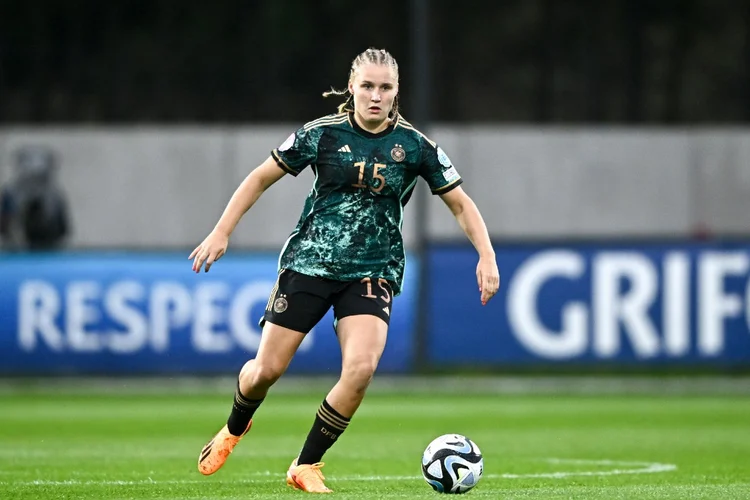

{"left": 341, "top": 357, "right": 378, "bottom": 393}
{"left": 238, "top": 359, "right": 255, "bottom": 380}
{"left": 243, "top": 361, "right": 285, "bottom": 390}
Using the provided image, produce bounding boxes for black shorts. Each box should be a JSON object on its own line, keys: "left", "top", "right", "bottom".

{"left": 260, "top": 269, "right": 394, "bottom": 334}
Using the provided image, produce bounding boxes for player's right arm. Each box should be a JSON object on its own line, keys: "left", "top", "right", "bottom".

{"left": 190, "top": 156, "right": 286, "bottom": 273}
{"left": 191, "top": 121, "right": 321, "bottom": 272}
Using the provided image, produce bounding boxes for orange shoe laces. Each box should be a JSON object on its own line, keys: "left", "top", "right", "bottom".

{"left": 296, "top": 462, "right": 327, "bottom": 484}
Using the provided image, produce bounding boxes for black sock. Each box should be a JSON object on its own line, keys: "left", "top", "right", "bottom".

{"left": 226, "top": 382, "right": 264, "bottom": 436}
{"left": 297, "top": 399, "right": 350, "bottom": 465}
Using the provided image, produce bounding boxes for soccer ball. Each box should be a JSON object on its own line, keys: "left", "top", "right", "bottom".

{"left": 421, "top": 434, "right": 483, "bottom": 494}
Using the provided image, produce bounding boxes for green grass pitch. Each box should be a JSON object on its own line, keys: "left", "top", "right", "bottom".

{"left": 1, "top": 378, "right": 749, "bottom": 499}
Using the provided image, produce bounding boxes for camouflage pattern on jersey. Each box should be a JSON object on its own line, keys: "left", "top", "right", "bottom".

{"left": 270, "top": 112, "right": 462, "bottom": 295}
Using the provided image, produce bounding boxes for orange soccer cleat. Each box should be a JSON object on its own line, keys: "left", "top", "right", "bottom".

{"left": 286, "top": 458, "right": 333, "bottom": 493}
{"left": 197, "top": 420, "right": 252, "bottom": 475}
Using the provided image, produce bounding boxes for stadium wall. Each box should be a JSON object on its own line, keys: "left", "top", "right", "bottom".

{"left": 2, "top": 127, "right": 750, "bottom": 248}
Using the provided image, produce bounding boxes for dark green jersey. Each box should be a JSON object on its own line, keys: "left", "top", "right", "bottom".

{"left": 270, "top": 112, "right": 462, "bottom": 295}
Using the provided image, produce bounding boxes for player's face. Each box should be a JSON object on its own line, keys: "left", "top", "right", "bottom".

{"left": 349, "top": 64, "right": 398, "bottom": 129}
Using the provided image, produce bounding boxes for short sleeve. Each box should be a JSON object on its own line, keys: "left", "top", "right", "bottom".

{"left": 419, "top": 141, "right": 463, "bottom": 195}
{"left": 271, "top": 126, "right": 319, "bottom": 177}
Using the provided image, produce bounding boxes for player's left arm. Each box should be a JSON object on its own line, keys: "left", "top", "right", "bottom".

{"left": 439, "top": 186, "right": 500, "bottom": 305}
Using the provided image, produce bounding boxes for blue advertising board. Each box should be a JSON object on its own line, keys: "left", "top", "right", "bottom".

{"left": 428, "top": 243, "right": 750, "bottom": 367}
{"left": 0, "top": 252, "right": 417, "bottom": 374}
{"left": 4, "top": 243, "right": 750, "bottom": 374}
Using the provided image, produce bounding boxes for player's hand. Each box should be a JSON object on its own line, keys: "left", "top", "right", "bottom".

{"left": 189, "top": 230, "right": 229, "bottom": 273}
{"left": 476, "top": 254, "right": 500, "bottom": 306}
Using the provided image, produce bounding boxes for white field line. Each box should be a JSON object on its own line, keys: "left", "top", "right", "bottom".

{"left": 0, "top": 458, "right": 676, "bottom": 486}
{"left": 499, "top": 458, "right": 677, "bottom": 479}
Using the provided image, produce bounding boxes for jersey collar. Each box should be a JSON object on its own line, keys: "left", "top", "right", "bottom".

{"left": 348, "top": 112, "right": 397, "bottom": 138}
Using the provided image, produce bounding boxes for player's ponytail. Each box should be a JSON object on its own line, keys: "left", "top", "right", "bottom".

{"left": 322, "top": 88, "right": 354, "bottom": 114}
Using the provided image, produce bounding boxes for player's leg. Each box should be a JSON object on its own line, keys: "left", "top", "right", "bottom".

{"left": 199, "top": 270, "right": 332, "bottom": 476}
{"left": 325, "top": 314, "right": 389, "bottom": 423}
{"left": 286, "top": 315, "right": 388, "bottom": 493}
{"left": 287, "top": 279, "right": 392, "bottom": 493}
{"left": 198, "top": 321, "right": 306, "bottom": 476}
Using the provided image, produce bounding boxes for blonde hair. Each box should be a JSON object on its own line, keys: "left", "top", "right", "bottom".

{"left": 323, "top": 48, "right": 400, "bottom": 121}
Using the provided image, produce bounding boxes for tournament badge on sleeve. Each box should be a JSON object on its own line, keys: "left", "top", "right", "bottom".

{"left": 278, "top": 133, "right": 295, "bottom": 152}
{"left": 437, "top": 147, "right": 459, "bottom": 182}
{"left": 437, "top": 146, "right": 452, "bottom": 167}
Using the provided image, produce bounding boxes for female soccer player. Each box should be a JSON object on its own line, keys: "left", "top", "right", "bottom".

{"left": 191, "top": 47, "right": 499, "bottom": 493}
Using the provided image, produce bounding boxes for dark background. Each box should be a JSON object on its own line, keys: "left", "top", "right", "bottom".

{"left": 2, "top": 0, "right": 748, "bottom": 124}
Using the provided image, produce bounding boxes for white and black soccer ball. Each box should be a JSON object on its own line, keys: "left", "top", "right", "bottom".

{"left": 421, "top": 434, "right": 483, "bottom": 494}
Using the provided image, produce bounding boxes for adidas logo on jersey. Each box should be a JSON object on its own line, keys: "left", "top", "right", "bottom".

{"left": 338, "top": 145, "right": 351, "bottom": 153}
